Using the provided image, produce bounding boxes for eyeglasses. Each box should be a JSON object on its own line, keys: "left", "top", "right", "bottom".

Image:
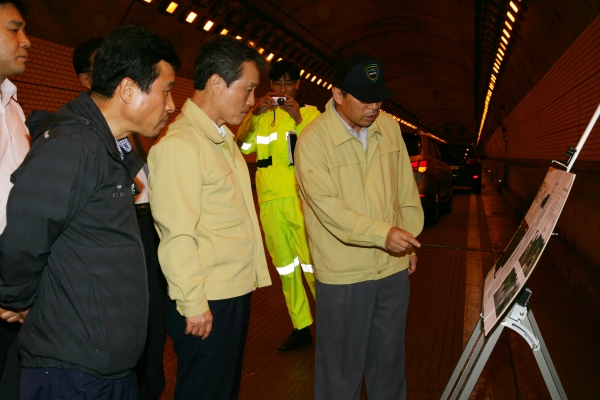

{"left": 271, "top": 80, "right": 297, "bottom": 87}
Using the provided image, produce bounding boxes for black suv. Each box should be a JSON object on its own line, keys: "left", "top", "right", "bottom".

{"left": 439, "top": 143, "right": 486, "bottom": 194}
{"left": 402, "top": 131, "right": 453, "bottom": 225}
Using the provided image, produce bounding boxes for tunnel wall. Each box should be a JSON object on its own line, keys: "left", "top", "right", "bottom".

{"left": 481, "top": 14, "right": 600, "bottom": 273}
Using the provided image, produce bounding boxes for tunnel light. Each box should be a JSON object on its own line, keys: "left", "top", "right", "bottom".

{"left": 501, "top": 36, "right": 508, "bottom": 45}
{"left": 327, "top": 84, "right": 332, "bottom": 90}
{"left": 497, "top": 53, "right": 503, "bottom": 61}
{"left": 220, "top": 29, "right": 228, "bottom": 35}
{"left": 203, "top": 20, "right": 214, "bottom": 31}
{"left": 143, "top": 0, "right": 153, "bottom": 3}
{"left": 185, "top": 11, "right": 197, "bottom": 23}
{"left": 317, "top": 78, "right": 322, "bottom": 85}
{"left": 503, "top": 29, "right": 511, "bottom": 39}
{"left": 323, "top": 81, "right": 328, "bottom": 87}
{"left": 305, "top": 73, "right": 311, "bottom": 79}
{"left": 267, "top": 53, "right": 274, "bottom": 61}
{"left": 507, "top": 11, "right": 515, "bottom": 23}
{"left": 509, "top": 1, "right": 519, "bottom": 13}
{"left": 500, "top": 42, "right": 507, "bottom": 50}
{"left": 165, "top": 2, "right": 178, "bottom": 13}
{"left": 493, "top": 66, "right": 499, "bottom": 73}
{"left": 258, "top": 48, "right": 264, "bottom": 54}
{"left": 311, "top": 76, "right": 317, "bottom": 82}
{"left": 505, "top": 21, "right": 512, "bottom": 30}
{"left": 299, "top": 69, "right": 305, "bottom": 76}
{"left": 494, "top": 61, "right": 500, "bottom": 68}
{"left": 498, "top": 48, "right": 505, "bottom": 56}
{"left": 235, "top": 36, "right": 242, "bottom": 40}
{"left": 491, "top": 74, "right": 496, "bottom": 82}
{"left": 248, "top": 41, "right": 255, "bottom": 47}
{"left": 277, "top": 58, "right": 283, "bottom": 61}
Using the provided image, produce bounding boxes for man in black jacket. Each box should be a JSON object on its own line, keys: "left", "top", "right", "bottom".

{"left": 73, "top": 36, "right": 169, "bottom": 400}
{"left": 0, "top": 25, "right": 180, "bottom": 399}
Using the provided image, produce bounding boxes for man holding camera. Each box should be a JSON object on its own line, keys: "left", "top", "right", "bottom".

{"left": 237, "top": 60, "right": 320, "bottom": 351}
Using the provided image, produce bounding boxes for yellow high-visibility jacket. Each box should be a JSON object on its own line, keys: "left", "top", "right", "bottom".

{"left": 237, "top": 105, "right": 320, "bottom": 204}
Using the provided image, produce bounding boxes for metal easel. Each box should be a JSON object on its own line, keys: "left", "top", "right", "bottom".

{"left": 440, "top": 287, "right": 567, "bottom": 399}
{"left": 440, "top": 103, "right": 600, "bottom": 399}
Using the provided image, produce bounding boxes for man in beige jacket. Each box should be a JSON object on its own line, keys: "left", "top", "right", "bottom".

{"left": 148, "top": 36, "right": 271, "bottom": 400}
{"left": 295, "top": 53, "right": 424, "bottom": 400}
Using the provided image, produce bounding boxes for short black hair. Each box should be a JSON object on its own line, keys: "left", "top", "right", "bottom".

{"left": 90, "top": 25, "right": 181, "bottom": 99}
{"left": 0, "top": 0, "right": 29, "bottom": 16}
{"left": 73, "top": 37, "right": 103, "bottom": 75}
{"left": 194, "top": 35, "right": 266, "bottom": 91}
{"left": 269, "top": 60, "right": 300, "bottom": 82}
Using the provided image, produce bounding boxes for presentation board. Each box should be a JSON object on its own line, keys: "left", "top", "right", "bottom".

{"left": 482, "top": 167, "right": 575, "bottom": 334}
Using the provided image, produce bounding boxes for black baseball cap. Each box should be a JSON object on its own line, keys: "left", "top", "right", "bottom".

{"left": 332, "top": 53, "right": 395, "bottom": 103}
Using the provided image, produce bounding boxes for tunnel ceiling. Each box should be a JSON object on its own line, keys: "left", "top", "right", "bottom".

{"left": 21, "top": 0, "right": 600, "bottom": 146}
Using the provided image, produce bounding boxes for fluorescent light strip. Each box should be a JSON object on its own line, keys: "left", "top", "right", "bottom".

{"left": 185, "top": 12, "right": 197, "bottom": 23}
{"left": 165, "top": 2, "right": 178, "bottom": 13}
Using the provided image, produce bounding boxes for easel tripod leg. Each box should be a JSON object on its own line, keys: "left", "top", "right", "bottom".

{"left": 523, "top": 311, "right": 568, "bottom": 399}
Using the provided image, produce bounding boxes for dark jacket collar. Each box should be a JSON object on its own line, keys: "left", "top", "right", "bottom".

{"left": 28, "top": 91, "right": 143, "bottom": 178}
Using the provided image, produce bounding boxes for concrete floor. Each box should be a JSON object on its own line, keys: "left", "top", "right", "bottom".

{"left": 158, "top": 171, "right": 600, "bottom": 399}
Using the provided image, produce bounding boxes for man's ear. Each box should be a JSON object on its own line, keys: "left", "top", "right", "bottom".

{"left": 78, "top": 73, "right": 92, "bottom": 91}
{"left": 332, "top": 87, "right": 343, "bottom": 105}
{"left": 208, "top": 74, "right": 224, "bottom": 95}
{"left": 118, "top": 77, "right": 136, "bottom": 104}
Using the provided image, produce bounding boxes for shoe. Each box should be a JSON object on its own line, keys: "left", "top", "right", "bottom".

{"left": 278, "top": 327, "right": 313, "bottom": 351}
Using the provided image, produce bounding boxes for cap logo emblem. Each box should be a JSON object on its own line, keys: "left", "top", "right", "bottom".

{"left": 365, "top": 64, "right": 379, "bottom": 82}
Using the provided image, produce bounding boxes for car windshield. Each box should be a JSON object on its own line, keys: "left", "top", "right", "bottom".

{"left": 401, "top": 133, "right": 422, "bottom": 156}
{"left": 441, "top": 144, "right": 478, "bottom": 163}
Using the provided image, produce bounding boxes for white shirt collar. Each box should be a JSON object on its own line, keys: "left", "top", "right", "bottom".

{"left": 0, "top": 79, "right": 18, "bottom": 108}
{"left": 211, "top": 120, "right": 227, "bottom": 138}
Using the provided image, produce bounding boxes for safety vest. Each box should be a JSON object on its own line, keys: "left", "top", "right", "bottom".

{"left": 237, "top": 105, "right": 321, "bottom": 204}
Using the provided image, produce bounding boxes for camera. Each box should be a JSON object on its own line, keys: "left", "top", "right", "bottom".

{"left": 272, "top": 96, "right": 286, "bottom": 106}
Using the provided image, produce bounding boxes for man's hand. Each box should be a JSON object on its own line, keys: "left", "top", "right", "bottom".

{"left": 0, "top": 306, "right": 26, "bottom": 324}
{"left": 281, "top": 96, "right": 303, "bottom": 125}
{"left": 185, "top": 309, "right": 213, "bottom": 340}
{"left": 407, "top": 253, "right": 418, "bottom": 275}
{"left": 251, "top": 93, "right": 276, "bottom": 116}
{"left": 385, "top": 226, "right": 421, "bottom": 253}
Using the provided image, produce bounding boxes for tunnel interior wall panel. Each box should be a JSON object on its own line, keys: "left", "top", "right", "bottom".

{"left": 485, "top": 13, "right": 600, "bottom": 162}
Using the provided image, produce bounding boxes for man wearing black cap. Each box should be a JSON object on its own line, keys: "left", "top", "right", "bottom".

{"left": 295, "top": 53, "right": 424, "bottom": 399}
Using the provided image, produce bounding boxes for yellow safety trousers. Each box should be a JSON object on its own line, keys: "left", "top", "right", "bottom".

{"left": 260, "top": 196, "right": 315, "bottom": 330}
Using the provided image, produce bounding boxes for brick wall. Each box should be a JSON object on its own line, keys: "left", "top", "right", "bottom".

{"left": 484, "top": 12, "right": 600, "bottom": 162}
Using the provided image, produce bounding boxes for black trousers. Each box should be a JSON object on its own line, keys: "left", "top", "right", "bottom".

{"left": 21, "top": 367, "right": 138, "bottom": 400}
{"left": 0, "top": 320, "right": 20, "bottom": 399}
{"left": 314, "top": 270, "right": 410, "bottom": 400}
{"left": 166, "top": 292, "right": 252, "bottom": 400}
{"left": 135, "top": 206, "right": 168, "bottom": 400}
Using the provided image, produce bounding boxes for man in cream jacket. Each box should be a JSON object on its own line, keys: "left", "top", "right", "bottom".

{"left": 295, "top": 53, "right": 424, "bottom": 400}
{"left": 148, "top": 36, "right": 271, "bottom": 400}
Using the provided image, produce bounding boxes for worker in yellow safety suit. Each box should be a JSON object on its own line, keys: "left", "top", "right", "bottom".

{"left": 237, "top": 60, "right": 320, "bottom": 351}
